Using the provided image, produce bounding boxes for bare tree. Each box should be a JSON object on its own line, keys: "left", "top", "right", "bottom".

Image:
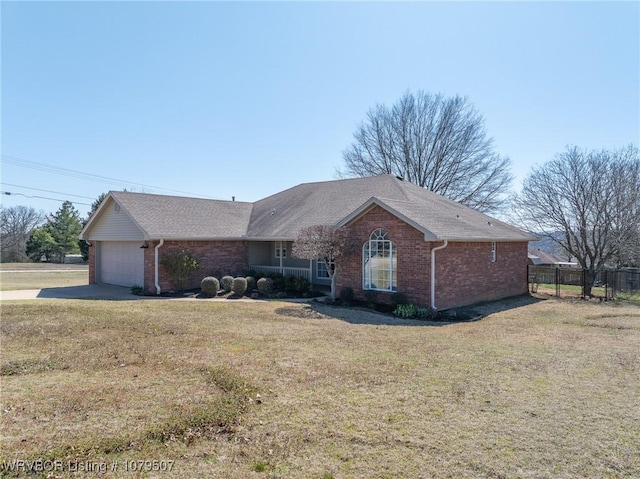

{"left": 512, "top": 145, "right": 640, "bottom": 296}
{"left": 339, "top": 90, "right": 513, "bottom": 213}
{"left": 0, "top": 205, "right": 45, "bottom": 262}
{"left": 292, "top": 225, "right": 353, "bottom": 301}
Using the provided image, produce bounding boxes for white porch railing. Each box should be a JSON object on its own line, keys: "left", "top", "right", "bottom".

{"left": 249, "top": 265, "right": 311, "bottom": 281}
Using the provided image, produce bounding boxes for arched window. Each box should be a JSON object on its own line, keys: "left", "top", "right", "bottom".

{"left": 363, "top": 229, "right": 397, "bottom": 291}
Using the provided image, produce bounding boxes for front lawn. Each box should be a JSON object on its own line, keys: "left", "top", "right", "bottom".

{"left": 0, "top": 271, "right": 88, "bottom": 291}
{"left": 1, "top": 298, "right": 639, "bottom": 478}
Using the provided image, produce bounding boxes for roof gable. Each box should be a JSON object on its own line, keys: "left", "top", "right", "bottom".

{"left": 81, "top": 191, "right": 253, "bottom": 240}
{"left": 82, "top": 196, "right": 146, "bottom": 240}
{"left": 337, "top": 197, "right": 439, "bottom": 241}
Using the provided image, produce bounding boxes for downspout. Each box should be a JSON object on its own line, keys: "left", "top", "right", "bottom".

{"left": 155, "top": 239, "right": 164, "bottom": 295}
{"left": 430, "top": 240, "right": 448, "bottom": 310}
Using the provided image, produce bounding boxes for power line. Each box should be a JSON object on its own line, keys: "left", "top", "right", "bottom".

{"left": 0, "top": 183, "right": 96, "bottom": 200}
{"left": 0, "top": 154, "right": 220, "bottom": 199}
{"left": 1, "top": 191, "right": 91, "bottom": 206}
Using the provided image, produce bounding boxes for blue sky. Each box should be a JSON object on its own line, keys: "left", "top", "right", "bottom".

{"left": 2, "top": 1, "right": 638, "bottom": 218}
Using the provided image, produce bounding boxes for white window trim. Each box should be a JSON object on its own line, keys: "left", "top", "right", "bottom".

{"left": 363, "top": 229, "right": 397, "bottom": 292}
{"left": 275, "top": 246, "right": 287, "bottom": 259}
{"left": 316, "top": 258, "right": 335, "bottom": 279}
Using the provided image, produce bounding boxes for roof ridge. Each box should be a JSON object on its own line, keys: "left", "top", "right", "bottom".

{"left": 111, "top": 190, "right": 253, "bottom": 205}
{"left": 295, "top": 174, "right": 398, "bottom": 187}
{"left": 253, "top": 174, "right": 401, "bottom": 205}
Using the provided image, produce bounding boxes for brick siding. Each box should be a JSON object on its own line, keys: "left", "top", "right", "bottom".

{"left": 336, "top": 205, "right": 529, "bottom": 309}
{"left": 143, "top": 240, "right": 249, "bottom": 293}
{"left": 88, "top": 243, "right": 96, "bottom": 284}
{"left": 434, "top": 241, "right": 528, "bottom": 309}
{"left": 337, "top": 205, "right": 431, "bottom": 306}
{"left": 90, "top": 207, "right": 529, "bottom": 305}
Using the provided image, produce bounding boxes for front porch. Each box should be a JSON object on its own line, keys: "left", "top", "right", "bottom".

{"left": 248, "top": 240, "right": 329, "bottom": 286}
{"left": 249, "top": 264, "right": 312, "bottom": 281}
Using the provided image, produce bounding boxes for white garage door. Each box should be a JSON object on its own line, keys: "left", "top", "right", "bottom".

{"left": 99, "top": 241, "right": 144, "bottom": 287}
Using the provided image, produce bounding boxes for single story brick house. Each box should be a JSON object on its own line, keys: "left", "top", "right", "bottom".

{"left": 80, "top": 175, "right": 536, "bottom": 309}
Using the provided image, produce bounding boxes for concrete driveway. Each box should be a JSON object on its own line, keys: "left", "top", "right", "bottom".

{"left": 0, "top": 284, "right": 138, "bottom": 301}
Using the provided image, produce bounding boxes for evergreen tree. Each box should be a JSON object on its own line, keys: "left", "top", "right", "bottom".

{"left": 48, "top": 201, "right": 82, "bottom": 262}
{"left": 26, "top": 226, "right": 57, "bottom": 262}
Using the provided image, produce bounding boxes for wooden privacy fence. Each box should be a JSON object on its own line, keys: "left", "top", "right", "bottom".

{"left": 527, "top": 265, "right": 640, "bottom": 300}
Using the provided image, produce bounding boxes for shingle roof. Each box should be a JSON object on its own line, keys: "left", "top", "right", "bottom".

{"left": 528, "top": 248, "right": 574, "bottom": 265}
{"left": 248, "top": 175, "right": 535, "bottom": 241}
{"left": 246, "top": 176, "right": 408, "bottom": 239}
{"left": 109, "top": 191, "right": 253, "bottom": 239}
{"left": 82, "top": 175, "right": 535, "bottom": 242}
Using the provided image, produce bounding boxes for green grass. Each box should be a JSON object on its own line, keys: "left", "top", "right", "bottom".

{"left": 533, "top": 282, "right": 640, "bottom": 304}
{"left": 0, "top": 263, "right": 88, "bottom": 291}
{"left": 0, "top": 262, "right": 88, "bottom": 271}
{"left": 1, "top": 298, "right": 639, "bottom": 478}
{"left": 533, "top": 282, "right": 605, "bottom": 296}
{"left": 0, "top": 271, "right": 88, "bottom": 290}
{"left": 616, "top": 291, "right": 640, "bottom": 303}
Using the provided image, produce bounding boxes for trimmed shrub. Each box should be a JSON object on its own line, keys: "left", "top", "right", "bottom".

{"left": 245, "top": 269, "right": 261, "bottom": 280}
{"left": 232, "top": 277, "right": 248, "bottom": 296}
{"left": 391, "top": 292, "right": 409, "bottom": 307}
{"left": 200, "top": 276, "right": 219, "bottom": 298}
{"left": 221, "top": 275, "right": 234, "bottom": 293}
{"left": 284, "top": 275, "right": 297, "bottom": 292}
{"left": 245, "top": 276, "right": 256, "bottom": 292}
{"left": 267, "top": 273, "right": 285, "bottom": 292}
{"left": 293, "top": 276, "right": 310, "bottom": 293}
{"left": 393, "top": 303, "right": 434, "bottom": 320}
{"left": 131, "top": 285, "right": 144, "bottom": 296}
{"left": 257, "top": 277, "right": 274, "bottom": 295}
{"left": 339, "top": 286, "right": 354, "bottom": 304}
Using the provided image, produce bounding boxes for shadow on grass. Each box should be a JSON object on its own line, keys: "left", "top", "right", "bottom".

{"left": 449, "top": 294, "right": 546, "bottom": 317}
{"left": 37, "top": 284, "right": 138, "bottom": 300}
{"left": 276, "top": 294, "right": 547, "bottom": 327}
{"left": 275, "top": 303, "right": 433, "bottom": 326}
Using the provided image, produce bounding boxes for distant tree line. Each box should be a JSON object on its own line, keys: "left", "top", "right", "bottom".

{"left": 1, "top": 194, "right": 106, "bottom": 263}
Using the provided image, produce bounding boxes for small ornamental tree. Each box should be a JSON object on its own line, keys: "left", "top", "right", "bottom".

{"left": 292, "top": 225, "right": 353, "bottom": 301}
{"left": 160, "top": 248, "right": 199, "bottom": 292}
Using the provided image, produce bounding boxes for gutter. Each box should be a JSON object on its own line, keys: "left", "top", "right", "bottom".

{"left": 430, "top": 240, "right": 448, "bottom": 310}
{"left": 154, "top": 239, "right": 164, "bottom": 295}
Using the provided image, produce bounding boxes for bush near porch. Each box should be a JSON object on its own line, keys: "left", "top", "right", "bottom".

{"left": 194, "top": 272, "right": 323, "bottom": 300}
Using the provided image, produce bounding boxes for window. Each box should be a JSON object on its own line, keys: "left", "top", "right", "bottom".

{"left": 275, "top": 246, "right": 287, "bottom": 258}
{"left": 490, "top": 242, "right": 497, "bottom": 263}
{"left": 363, "top": 229, "right": 397, "bottom": 291}
{"left": 316, "top": 258, "right": 335, "bottom": 279}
